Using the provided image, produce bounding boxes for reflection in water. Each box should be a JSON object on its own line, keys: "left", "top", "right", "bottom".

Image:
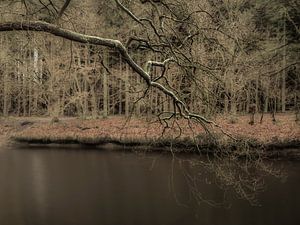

{"left": 0, "top": 147, "right": 299, "bottom": 225}
{"left": 31, "top": 154, "right": 47, "bottom": 222}
{"left": 177, "top": 156, "right": 285, "bottom": 206}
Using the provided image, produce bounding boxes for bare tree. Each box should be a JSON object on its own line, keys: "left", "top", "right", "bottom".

{"left": 0, "top": 0, "right": 228, "bottom": 133}
{"left": 0, "top": 0, "right": 298, "bottom": 130}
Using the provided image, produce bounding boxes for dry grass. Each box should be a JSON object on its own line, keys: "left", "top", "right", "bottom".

{"left": 0, "top": 113, "right": 299, "bottom": 152}
{"left": 216, "top": 113, "right": 299, "bottom": 143}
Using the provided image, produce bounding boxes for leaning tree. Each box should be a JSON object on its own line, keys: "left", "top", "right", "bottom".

{"left": 0, "top": 0, "right": 237, "bottom": 135}
{"left": 0, "top": 0, "right": 289, "bottom": 205}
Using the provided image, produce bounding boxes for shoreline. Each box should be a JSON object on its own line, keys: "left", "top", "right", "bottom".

{"left": 1, "top": 115, "right": 299, "bottom": 159}
{"left": 11, "top": 134, "right": 300, "bottom": 160}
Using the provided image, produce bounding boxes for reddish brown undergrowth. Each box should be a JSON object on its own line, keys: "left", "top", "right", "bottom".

{"left": 0, "top": 113, "right": 299, "bottom": 148}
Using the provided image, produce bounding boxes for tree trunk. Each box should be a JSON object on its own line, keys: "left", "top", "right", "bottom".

{"left": 103, "top": 50, "right": 108, "bottom": 118}
{"left": 246, "top": 87, "right": 250, "bottom": 113}
{"left": 255, "top": 77, "right": 259, "bottom": 113}
{"left": 224, "top": 94, "right": 229, "bottom": 114}
{"left": 264, "top": 86, "right": 269, "bottom": 113}
{"left": 282, "top": 10, "right": 287, "bottom": 113}
{"left": 3, "top": 71, "right": 8, "bottom": 116}
{"left": 33, "top": 48, "right": 39, "bottom": 114}
{"left": 125, "top": 62, "right": 129, "bottom": 117}
{"left": 90, "top": 84, "right": 98, "bottom": 119}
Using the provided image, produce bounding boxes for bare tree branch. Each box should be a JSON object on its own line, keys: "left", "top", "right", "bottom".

{"left": 115, "top": 0, "right": 144, "bottom": 25}
{"left": 57, "top": 0, "right": 71, "bottom": 20}
{"left": 0, "top": 20, "right": 224, "bottom": 132}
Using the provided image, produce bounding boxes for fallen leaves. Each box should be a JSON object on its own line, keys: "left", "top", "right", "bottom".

{"left": 1, "top": 113, "right": 299, "bottom": 146}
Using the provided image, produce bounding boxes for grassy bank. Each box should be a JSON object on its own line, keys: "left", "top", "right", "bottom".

{"left": 12, "top": 132, "right": 300, "bottom": 159}
{"left": 1, "top": 114, "right": 299, "bottom": 158}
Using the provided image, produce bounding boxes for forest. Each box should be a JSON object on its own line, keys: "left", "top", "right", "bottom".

{"left": 0, "top": 1, "right": 300, "bottom": 225}
{"left": 0, "top": 0, "right": 298, "bottom": 148}
{"left": 0, "top": 0, "right": 299, "bottom": 119}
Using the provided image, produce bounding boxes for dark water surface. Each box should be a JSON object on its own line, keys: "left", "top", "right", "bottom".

{"left": 0, "top": 146, "right": 299, "bottom": 225}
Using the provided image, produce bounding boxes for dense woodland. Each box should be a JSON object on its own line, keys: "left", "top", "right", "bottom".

{"left": 0, "top": 0, "right": 299, "bottom": 119}
{"left": 0, "top": 1, "right": 299, "bottom": 209}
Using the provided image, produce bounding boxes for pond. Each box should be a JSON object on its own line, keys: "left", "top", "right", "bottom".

{"left": 0, "top": 146, "right": 299, "bottom": 225}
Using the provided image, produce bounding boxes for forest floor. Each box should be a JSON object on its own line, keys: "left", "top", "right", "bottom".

{"left": 0, "top": 113, "right": 299, "bottom": 157}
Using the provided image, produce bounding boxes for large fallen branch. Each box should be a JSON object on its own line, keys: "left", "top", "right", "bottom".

{"left": 0, "top": 20, "right": 231, "bottom": 137}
